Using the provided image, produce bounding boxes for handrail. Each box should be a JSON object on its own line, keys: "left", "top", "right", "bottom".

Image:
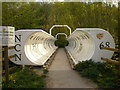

{"left": 101, "top": 47, "right": 120, "bottom": 52}
{"left": 101, "top": 57, "right": 120, "bottom": 65}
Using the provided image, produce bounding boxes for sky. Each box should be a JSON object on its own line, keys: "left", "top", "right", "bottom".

{"left": 0, "top": 0, "right": 119, "bottom": 6}
{"left": 35, "top": 0, "right": 119, "bottom": 2}
{"left": 35, "top": 0, "right": 119, "bottom": 6}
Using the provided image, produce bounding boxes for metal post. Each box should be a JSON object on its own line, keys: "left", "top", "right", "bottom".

{"left": 3, "top": 46, "right": 9, "bottom": 85}
{"left": 22, "top": 64, "right": 25, "bottom": 69}
{"left": 118, "top": 1, "right": 120, "bottom": 77}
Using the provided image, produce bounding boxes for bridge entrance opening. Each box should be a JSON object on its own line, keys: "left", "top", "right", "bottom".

{"left": 55, "top": 33, "right": 69, "bottom": 48}
{"left": 49, "top": 25, "right": 71, "bottom": 48}
{"left": 55, "top": 39, "right": 69, "bottom": 48}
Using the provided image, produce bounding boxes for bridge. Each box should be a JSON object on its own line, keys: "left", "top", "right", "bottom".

{"left": 6, "top": 25, "right": 116, "bottom": 66}
{"left": 1, "top": 25, "right": 120, "bottom": 88}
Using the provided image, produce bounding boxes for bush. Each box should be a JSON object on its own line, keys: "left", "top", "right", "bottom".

{"left": 2, "top": 67, "right": 45, "bottom": 88}
{"left": 55, "top": 39, "right": 69, "bottom": 48}
{"left": 97, "top": 76, "right": 119, "bottom": 88}
{"left": 74, "top": 60, "right": 120, "bottom": 88}
{"left": 74, "top": 60, "right": 95, "bottom": 72}
{"left": 43, "top": 69, "right": 49, "bottom": 74}
{"left": 81, "top": 67, "right": 100, "bottom": 81}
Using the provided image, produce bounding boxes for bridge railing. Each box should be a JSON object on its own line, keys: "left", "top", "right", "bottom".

{"left": 2, "top": 46, "right": 15, "bottom": 61}
{"left": 101, "top": 47, "right": 120, "bottom": 65}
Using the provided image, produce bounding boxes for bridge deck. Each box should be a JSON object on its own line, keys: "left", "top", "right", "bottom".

{"left": 46, "top": 48, "right": 98, "bottom": 88}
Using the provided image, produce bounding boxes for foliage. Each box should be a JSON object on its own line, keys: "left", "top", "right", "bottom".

{"left": 43, "top": 69, "right": 49, "bottom": 74}
{"left": 55, "top": 39, "right": 69, "bottom": 48}
{"left": 74, "top": 60, "right": 120, "bottom": 88}
{"left": 2, "top": 2, "right": 119, "bottom": 45}
{"left": 2, "top": 67, "right": 45, "bottom": 88}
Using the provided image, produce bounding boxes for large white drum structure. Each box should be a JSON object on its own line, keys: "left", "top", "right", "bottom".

{"left": 9, "top": 29, "right": 57, "bottom": 65}
{"left": 9, "top": 28, "right": 115, "bottom": 66}
{"left": 66, "top": 28, "right": 115, "bottom": 64}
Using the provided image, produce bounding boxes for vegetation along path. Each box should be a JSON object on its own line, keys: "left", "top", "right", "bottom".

{"left": 46, "top": 48, "right": 98, "bottom": 88}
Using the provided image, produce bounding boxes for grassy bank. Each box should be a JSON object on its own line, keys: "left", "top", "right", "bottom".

{"left": 74, "top": 60, "right": 120, "bottom": 88}
{"left": 2, "top": 67, "right": 45, "bottom": 88}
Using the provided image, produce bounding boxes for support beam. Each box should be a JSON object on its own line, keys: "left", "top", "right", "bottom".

{"left": 8, "top": 55, "right": 15, "bottom": 59}
{"left": 101, "top": 47, "right": 120, "bottom": 52}
{"left": 8, "top": 46, "right": 14, "bottom": 50}
{"left": 3, "top": 46, "right": 9, "bottom": 85}
{"left": 101, "top": 57, "right": 120, "bottom": 65}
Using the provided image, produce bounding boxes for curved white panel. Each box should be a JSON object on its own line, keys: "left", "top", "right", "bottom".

{"left": 9, "top": 28, "right": 115, "bottom": 66}
{"left": 10, "top": 29, "right": 57, "bottom": 65}
{"left": 66, "top": 28, "right": 115, "bottom": 64}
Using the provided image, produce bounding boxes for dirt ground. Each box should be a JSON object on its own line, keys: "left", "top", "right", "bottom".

{"left": 45, "top": 48, "right": 98, "bottom": 88}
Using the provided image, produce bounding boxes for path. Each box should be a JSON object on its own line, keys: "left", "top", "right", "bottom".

{"left": 46, "top": 48, "right": 98, "bottom": 88}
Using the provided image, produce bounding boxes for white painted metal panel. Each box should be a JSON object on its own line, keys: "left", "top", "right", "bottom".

{"left": 9, "top": 29, "right": 57, "bottom": 65}
{"left": 66, "top": 28, "right": 115, "bottom": 64}
{"left": 8, "top": 27, "right": 115, "bottom": 66}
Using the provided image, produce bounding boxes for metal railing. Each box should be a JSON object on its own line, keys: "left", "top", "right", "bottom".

{"left": 101, "top": 47, "right": 120, "bottom": 65}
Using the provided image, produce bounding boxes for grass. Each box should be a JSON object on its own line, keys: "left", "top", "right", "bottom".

{"left": 43, "top": 69, "right": 49, "bottom": 74}
{"left": 74, "top": 60, "right": 120, "bottom": 88}
{"left": 2, "top": 67, "right": 45, "bottom": 88}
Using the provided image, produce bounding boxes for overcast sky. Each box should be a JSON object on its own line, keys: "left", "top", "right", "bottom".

{"left": 35, "top": 0, "right": 119, "bottom": 6}
{"left": 35, "top": 0, "right": 119, "bottom": 2}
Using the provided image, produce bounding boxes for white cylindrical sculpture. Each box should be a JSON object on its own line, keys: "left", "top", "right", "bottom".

{"left": 9, "top": 29, "right": 57, "bottom": 65}
{"left": 9, "top": 28, "right": 115, "bottom": 66}
{"left": 66, "top": 28, "right": 115, "bottom": 64}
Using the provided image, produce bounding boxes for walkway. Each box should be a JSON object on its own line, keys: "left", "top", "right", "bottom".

{"left": 46, "top": 48, "right": 98, "bottom": 88}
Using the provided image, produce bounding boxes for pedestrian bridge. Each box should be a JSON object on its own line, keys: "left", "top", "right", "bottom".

{"left": 9, "top": 25, "right": 115, "bottom": 66}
